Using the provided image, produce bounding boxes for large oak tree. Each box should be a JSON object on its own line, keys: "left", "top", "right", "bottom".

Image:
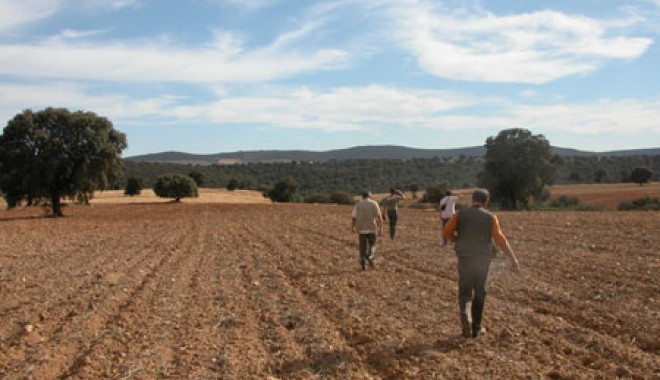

{"left": 0, "top": 108, "right": 127, "bottom": 216}
{"left": 479, "top": 128, "right": 562, "bottom": 209}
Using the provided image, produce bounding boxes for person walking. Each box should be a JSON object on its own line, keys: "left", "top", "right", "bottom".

{"left": 352, "top": 191, "right": 384, "bottom": 270}
{"left": 439, "top": 191, "right": 460, "bottom": 246}
{"left": 442, "top": 188, "right": 520, "bottom": 338}
{"left": 380, "top": 188, "right": 406, "bottom": 240}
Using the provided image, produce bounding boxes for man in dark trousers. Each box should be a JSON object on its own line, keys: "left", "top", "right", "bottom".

{"left": 380, "top": 188, "right": 406, "bottom": 240}
{"left": 352, "top": 191, "right": 384, "bottom": 270}
{"left": 442, "top": 188, "right": 520, "bottom": 338}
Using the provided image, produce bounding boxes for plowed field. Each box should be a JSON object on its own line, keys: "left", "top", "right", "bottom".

{"left": 1, "top": 204, "right": 658, "bottom": 379}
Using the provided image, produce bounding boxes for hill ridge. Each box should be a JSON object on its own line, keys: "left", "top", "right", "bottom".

{"left": 126, "top": 145, "right": 660, "bottom": 165}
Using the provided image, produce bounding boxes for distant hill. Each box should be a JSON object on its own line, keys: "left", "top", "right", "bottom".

{"left": 125, "top": 145, "right": 660, "bottom": 165}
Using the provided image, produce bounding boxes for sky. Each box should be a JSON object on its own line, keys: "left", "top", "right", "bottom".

{"left": 1, "top": 0, "right": 659, "bottom": 157}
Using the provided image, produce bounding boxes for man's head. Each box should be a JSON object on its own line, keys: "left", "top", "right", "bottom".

{"left": 472, "top": 188, "right": 490, "bottom": 206}
{"left": 445, "top": 190, "right": 452, "bottom": 196}
{"left": 390, "top": 188, "right": 396, "bottom": 195}
{"left": 361, "top": 191, "right": 372, "bottom": 199}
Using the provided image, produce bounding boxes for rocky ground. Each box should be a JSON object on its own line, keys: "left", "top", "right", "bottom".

{"left": 0, "top": 203, "right": 658, "bottom": 379}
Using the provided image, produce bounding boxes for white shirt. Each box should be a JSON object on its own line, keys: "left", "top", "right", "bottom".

{"left": 439, "top": 195, "right": 459, "bottom": 219}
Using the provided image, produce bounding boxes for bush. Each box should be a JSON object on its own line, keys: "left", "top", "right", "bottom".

{"left": 266, "top": 177, "right": 299, "bottom": 203}
{"left": 153, "top": 174, "right": 198, "bottom": 202}
{"left": 303, "top": 191, "right": 355, "bottom": 205}
{"left": 124, "top": 177, "right": 143, "bottom": 196}
{"left": 329, "top": 192, "right": 355, "bottom": 205}
{"left": 227, "top": 178, "right": 240, "bottom": 191}
{"left": 619, "top": 197, "right": 660, "bottom": 211}
{"left": 421, "top": 183, "right": 449, "bottom": 203}
{"left": 617, "top": 202, "right": 635, "bottom": 211}
{"left": 549, "top": 195, "right": 581, "bottom": 209}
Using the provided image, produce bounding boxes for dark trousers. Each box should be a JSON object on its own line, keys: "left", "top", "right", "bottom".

{"left": 387, "top": 210, "right": 398, "bottom": 239}
{"left": 358, "top": 233, "right": 377, "bottom": 266}
{"left": 457, "top": 256, "right": 492, "bottom": 332}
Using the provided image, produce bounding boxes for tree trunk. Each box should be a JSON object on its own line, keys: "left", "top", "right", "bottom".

{"left": 51, "top": 191, "right": 64, "bottom": 217}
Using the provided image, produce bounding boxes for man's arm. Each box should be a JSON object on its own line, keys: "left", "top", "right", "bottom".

{"left": 376, "top": 207, "right": 384, "bottom": 236}
{"left": 492, "top": 216, "right": 520, "bottom": 274}
{"left": 396, "top": 189, "right": 405, "bottom": 199}
{"left": 352, "top": 217, "right": 357, "bottom": 233}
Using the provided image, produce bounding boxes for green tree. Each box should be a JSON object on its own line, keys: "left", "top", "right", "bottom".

{"left": 421, "top": 183, "right": 449, "bottom": 203}
{"left": 188, "top": 170, "right": 204, "bottom": 187}
{"left": 266, "top": 176, "right": 298, "bottom": 202}
{"left": 0, "top": 108, "right": 126, "bottom": 216}
{"left": 630, "top": 167, "right": 652, "bottom": 186}
{"left": 479, "top": 128, "right": 561, "bottom": 209}
{"left": 153, "top": 174, "right": 198, "bottom": 202}
{"left": 329, "top": 191, "right": 354, "bottom": 205}
{"left": 227, "top": 178, "right": 240, "bottom": 191}
{"left": 124, "top": 177, "right": 143, "bottom": 196}
{"left": 594, "top": 169, "right": 607, "bottom": 183}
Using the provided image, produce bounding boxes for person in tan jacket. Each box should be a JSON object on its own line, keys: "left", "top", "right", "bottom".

{"left": 352, "top": 191, "right": 383, "bottom": 270}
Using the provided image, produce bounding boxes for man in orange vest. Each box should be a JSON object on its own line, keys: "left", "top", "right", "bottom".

{"left": 442, "top": 188, "right": 521, "bottom": 338}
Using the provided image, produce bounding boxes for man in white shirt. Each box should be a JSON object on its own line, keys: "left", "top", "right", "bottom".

{"left": 439, "top": 191, "right": 461, "bottom": 246}
{"left": 352, "top": 191, "right": 383, "bottom": 270}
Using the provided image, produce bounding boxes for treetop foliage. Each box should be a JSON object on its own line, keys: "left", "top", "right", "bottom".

{"left": 152, "top": 174, "right": 198, "bottom": 202}
{"left": 630, "top": 167, "right": 652, "bottom": 186}
{"left": 479, "top": 128, "right": 562, "bottom": 209}
{"left": 0, "top": 108, "right": 127, "bottom": 216}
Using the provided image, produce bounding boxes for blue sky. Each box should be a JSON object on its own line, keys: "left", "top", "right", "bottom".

{"left": 1, "top": 0, "right": 659, "bottom": 157}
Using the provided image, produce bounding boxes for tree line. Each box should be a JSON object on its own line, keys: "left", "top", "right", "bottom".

{"left": 1, "top": 107, "right": 657, "bottom": 214}
{"left": 122, "top": 152, "right": 659, "bottom": 194}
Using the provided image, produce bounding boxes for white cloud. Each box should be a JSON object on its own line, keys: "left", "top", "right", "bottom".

{"left": 165, "top": 85, "right": 475, "bottom": 132}
{"left": 2, "top": 81, "right": 659, "bottom": 142}
{"left": 0, "top": 82, "right": 180, "bottom": 125}
{"left": 78, "top": 0, "right": 142, "bottom": 10}
{"left": 0, "top": 0, "right": 143, "bottom": 33}
{"left": 0, "top": 30, "right": 349, "bottom": 83}
{"left": 0, "top": 0, "right": 62, "bottom": 32}
{"left": 218, "top": 0, "right": 280, "bottom": 11}
{"left": 388, "top": 1, "right": 653, "bottom": 83}
{"left": 509, "top": 99, "right": 660, "bottom": 134}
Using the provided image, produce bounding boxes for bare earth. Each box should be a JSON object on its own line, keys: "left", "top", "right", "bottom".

{"left": 0, "top": 197, "right": 658, "bottom": 379}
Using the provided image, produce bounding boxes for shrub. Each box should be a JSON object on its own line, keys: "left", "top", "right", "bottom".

{"left": 619, "top": 197, "right": 660, "bottom": 211}
{"left": 124, "top": 177, "right": 143, "bottom": 196}
{"left": 549, "top": 195, "right": 580, "bottom": 209}
{"left": 329, "top": 192, "right": 354, "bottom": 205}
{"left": 421, "top": 183, "right": 449, "bottom": 203}
{"left": 617, "top": 202, "right": 635, "bottom": 211}
{"left": 266, "top": 177, "right": 299, "bottom": 203}
{"left": 227, "top": 178, "right": 240, "bottom": 191}
{"left": 304, "top": 191, "right": 355, "bottom": 205}
{"left": 153, "top": 174, "right": 198, "bottom": 202}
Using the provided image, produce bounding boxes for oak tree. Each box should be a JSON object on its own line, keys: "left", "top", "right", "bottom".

{"left": 0, "top": 108, "right": 127, "bottom": 216}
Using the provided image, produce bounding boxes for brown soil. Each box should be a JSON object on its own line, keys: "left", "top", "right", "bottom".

{"left": 0, "top": 203, "right": 658, "bottom": 379}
